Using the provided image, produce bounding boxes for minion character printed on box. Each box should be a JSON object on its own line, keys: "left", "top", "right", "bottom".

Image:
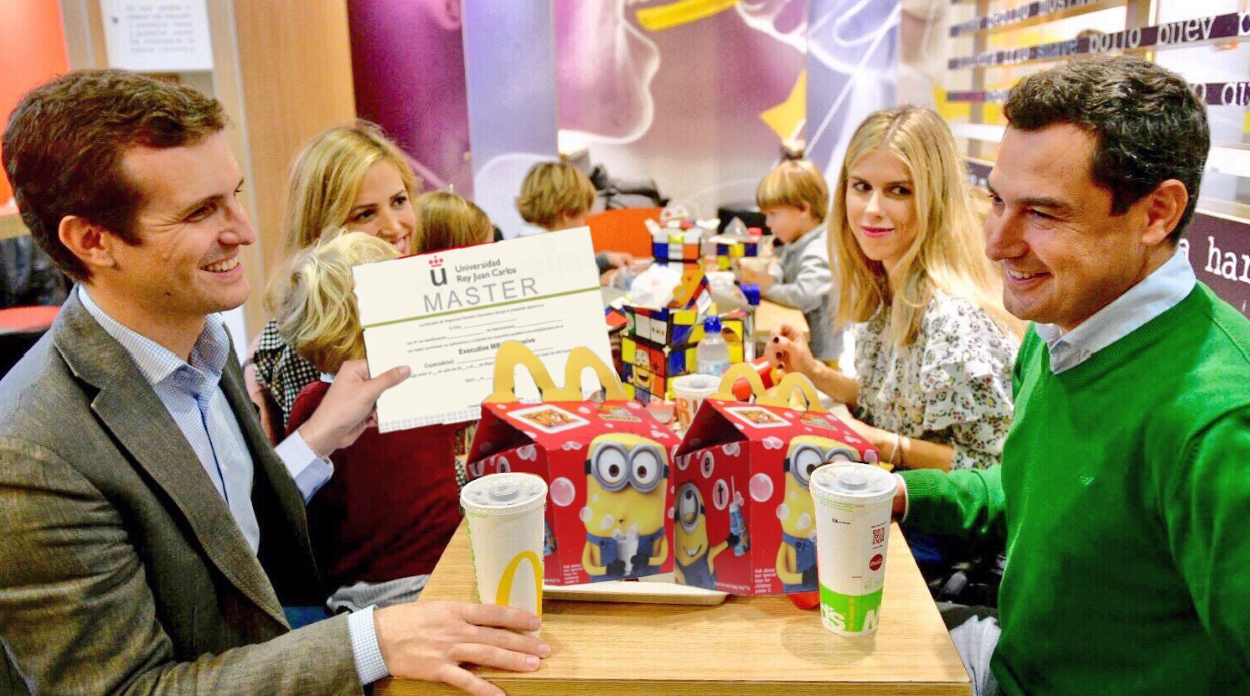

{"left": 777, "top": 435, "right": 860, "bottom": 592}
{"left": 582, "top": 433, "right": 670, "bottom": 581}
{"left": 674, "top": 483, "right": 747, "bottom": 590}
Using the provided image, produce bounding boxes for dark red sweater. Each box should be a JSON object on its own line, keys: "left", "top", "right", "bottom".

{"left": 287, "top": 381, "right": 462, "bottom": 590}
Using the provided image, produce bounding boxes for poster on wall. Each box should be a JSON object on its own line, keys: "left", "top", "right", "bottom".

{"left": 348, "top": 0, "right": 474, "bottom": 198}
{"left": 100, "top": 0, "right": 213, "bottom": 72}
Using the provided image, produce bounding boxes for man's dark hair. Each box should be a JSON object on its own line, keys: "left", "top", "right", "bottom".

{"left": 1004, "top": 55, "right": 1209, "bottom": 242}
{"left": 2, "top": 70, "right": 225, "bottom": 281}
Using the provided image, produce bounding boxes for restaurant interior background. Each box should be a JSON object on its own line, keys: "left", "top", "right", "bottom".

{"left": 3, "top": 0, "right": 1249, "bottom": 364}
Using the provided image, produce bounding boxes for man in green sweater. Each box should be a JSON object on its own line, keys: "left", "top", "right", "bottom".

{"left": 893, "top": 56, "right": 1250, "bottom": 695}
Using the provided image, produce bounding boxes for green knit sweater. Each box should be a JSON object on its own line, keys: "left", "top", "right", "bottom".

{"left": 902, "top": 284, "right": 1250, "bottom": 695}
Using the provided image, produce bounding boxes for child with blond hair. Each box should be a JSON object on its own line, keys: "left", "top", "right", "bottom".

{"left": 411, "top": 191, "right": 493, "bottom": 254}
{"left": 273, "top": 231, "right": 462, "bottom": 610}
{"left": 515, "top": 160, "right": 632, "bottom": 279}
{"left": 739, "top": 159, "right": 843, "bottom": 366}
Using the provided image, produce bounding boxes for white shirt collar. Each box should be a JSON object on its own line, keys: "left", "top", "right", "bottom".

{"left": 1035, "top": 246, "right": 1196, "bottom": 373}
{"left": 77, "top": 286, "right": 231, "bottom": 385}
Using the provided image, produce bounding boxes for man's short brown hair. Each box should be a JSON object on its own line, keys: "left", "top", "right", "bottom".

{"left": 2, "top": 70, "right": 225, "bottom": 280}
{"left": 1004, "top": 55, "right": 1209, "bottom": 242}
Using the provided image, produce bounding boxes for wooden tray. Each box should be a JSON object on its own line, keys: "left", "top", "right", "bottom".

{"left": 542, "top": 572, "right": 728, "bottom": 605}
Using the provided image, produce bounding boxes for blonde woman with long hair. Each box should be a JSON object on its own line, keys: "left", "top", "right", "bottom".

{"left": 769, "top": 107, "right": 1023, "bottom": 473}
{"left": 247, "top": 121, "right": 421, "bottom": 438}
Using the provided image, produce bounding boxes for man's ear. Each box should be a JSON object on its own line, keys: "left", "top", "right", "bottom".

{"left": 1139, "top": 179, "right": 1188, "bottom": 247}
{"left": 58, "top": 216, "right": 119, "bottom": 272}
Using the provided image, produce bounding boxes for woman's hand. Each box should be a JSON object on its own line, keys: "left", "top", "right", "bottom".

{"left": 767, "top": 323, "right": 860, "bottom": 406}
{"left": 766, "top": 323, "right": 818, "bottom": 377}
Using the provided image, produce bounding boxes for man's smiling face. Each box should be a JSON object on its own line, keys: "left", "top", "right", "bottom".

{"left": 104, "top": 132, "right": 255, "bottom": 327}
{"left": 984, "top": 124, "right": 1168, "bottom": 332}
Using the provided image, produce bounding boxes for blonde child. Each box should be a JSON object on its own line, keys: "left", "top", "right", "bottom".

{"left": 274, "top": 231, "right": 462, "bottom": 609}
{"left": 411, "top": 191, "right": 493, "bottom": 254}
{"left": 515, "top": 161, "right": 631, "bottom": 278}
{"left": 740, "top": 159, "right": 842, "bottom": 366}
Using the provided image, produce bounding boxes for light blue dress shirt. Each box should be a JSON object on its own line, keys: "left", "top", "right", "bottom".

{"left": 78, "top": 287, "right": 389, "bottom": 684}
{"left": 1034, "top": 247, "right": 1197, "bottom": 373}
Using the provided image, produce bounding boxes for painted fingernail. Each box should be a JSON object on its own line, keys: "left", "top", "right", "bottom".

{"left": 527, "top": 655, "right": 541, "bottom": 669}
{"left": 772, "top": 337, "right": 779, "bottom": 343}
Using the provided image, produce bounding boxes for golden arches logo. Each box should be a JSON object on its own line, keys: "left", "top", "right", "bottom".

{"left": 496, "top": 550, "right": 543, "bottom": 618}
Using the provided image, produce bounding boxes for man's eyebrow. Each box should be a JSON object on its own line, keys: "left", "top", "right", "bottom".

{"left": 175, "top": 178, "right": 244, "bottom": 218}
{"left": 986, "top": 183, "right": 1073, "bottom": 213}
{"left": 175, "top": 193, "right": 222, "bottom": 218}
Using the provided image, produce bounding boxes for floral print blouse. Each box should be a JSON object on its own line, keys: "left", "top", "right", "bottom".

{"left": 853, "top": 290, "right": 1019, "bottom": 471}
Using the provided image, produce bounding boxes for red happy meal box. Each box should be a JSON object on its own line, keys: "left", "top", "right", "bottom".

{"left": 468, "top": 342, "right": 680, "bottom": 586}
{"left": 671, "top": 367, "right": 880, "bottom": 595}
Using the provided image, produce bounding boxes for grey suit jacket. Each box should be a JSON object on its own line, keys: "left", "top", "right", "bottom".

{"left": 0, "top": 293, "right": 362, "bottom": 695}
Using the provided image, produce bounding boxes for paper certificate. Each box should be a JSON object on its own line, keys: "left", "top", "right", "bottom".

{"left": 352, "top": 228, "right": 612, "bottom": 432}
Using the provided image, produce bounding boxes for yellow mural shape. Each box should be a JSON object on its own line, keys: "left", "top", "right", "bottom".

{"left": 760, "top": 70, "right": 807, "bottom": 142}
{"left": 497, "top": 549, "right": 544, "bottom": 618}
{"left": 636, "top": 0, "right": 739, "bottom": 32}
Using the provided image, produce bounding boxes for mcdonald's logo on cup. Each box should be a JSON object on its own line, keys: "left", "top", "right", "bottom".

{"left": 497, "top": 550, "right": 544, "bottom": 618}
{"left": 461, "top": 473, "right": 549, "bottom": 632}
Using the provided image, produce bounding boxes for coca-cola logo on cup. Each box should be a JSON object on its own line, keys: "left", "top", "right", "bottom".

{"left": 869, "top": 554, "right": 883, "bottom": 572}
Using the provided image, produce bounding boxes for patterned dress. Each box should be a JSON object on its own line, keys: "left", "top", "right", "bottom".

{"left": 853, "top": 290, "right": 1019, "bottom": 471}
{"left": 251, "top": 320, "right": 319, "bottom": 429}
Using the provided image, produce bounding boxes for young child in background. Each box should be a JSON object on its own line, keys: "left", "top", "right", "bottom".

{"left": 739, "top": 159, "right": 843, "bottom": 367}
{"left": 515, "top": 160, "right": 632, "bottom": 281}
{"left": 411, "top": 191, "right": 493, "bottom": 254}
{"left": 275, "top": 231, "right": 462, "bottom": 610}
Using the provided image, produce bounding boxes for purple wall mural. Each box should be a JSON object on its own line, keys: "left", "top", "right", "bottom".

{"left": 552, "top": 0, "right": 814, "bottom": 217}
{"left": 347, "top": 0, "right": 903, "bottom": 234}
{"left": 461, "top": 0, "right": 560, "bottom": 238}
{"left": 806, "top": 0, "right": 900, "bottom": 177}
{"left": 347, "top": 0, "right": 474, "bottom": 196}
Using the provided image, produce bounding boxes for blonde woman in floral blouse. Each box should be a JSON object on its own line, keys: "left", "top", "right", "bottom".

{"left": 769, "top": 107, "right": 1024, "bottom": 472}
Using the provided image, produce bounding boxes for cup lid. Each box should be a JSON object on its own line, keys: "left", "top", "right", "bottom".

{"left": 461, "top": 473, "right": 548, "bottom": 516}
{"left": 672, "top": 373, "right": 721, "bottom": 393}
{"left": 810, "top": 463, "right": 896, "bottom": 502}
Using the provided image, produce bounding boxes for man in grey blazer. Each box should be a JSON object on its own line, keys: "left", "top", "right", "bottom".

{"left": 0, "top": 70, "right": 546, "bottom": 695}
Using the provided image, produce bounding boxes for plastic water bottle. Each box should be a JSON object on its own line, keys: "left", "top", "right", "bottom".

{"left": 697, "top": 316, "right": 730, "bottom": 378}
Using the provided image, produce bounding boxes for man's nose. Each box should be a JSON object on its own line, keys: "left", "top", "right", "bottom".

{"left": 985, "top": 204, "right": 1029, "bottom": 262}
{"left": 222, "top": 200, "right": 256, "bottom": 246}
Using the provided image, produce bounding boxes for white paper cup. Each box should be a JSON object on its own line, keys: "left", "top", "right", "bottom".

{"left": 810, "top": 463, "right": 897, "bottom": 637}
{"left": 673, "top": 373, "right": 720, "bottom": 430}
{"left": 460, "top": 473, "right": 548, "bottom": 630}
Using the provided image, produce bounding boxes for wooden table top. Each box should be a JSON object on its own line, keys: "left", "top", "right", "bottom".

{"left": 377, "top": 522, "right": 969, "bottom": 696}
